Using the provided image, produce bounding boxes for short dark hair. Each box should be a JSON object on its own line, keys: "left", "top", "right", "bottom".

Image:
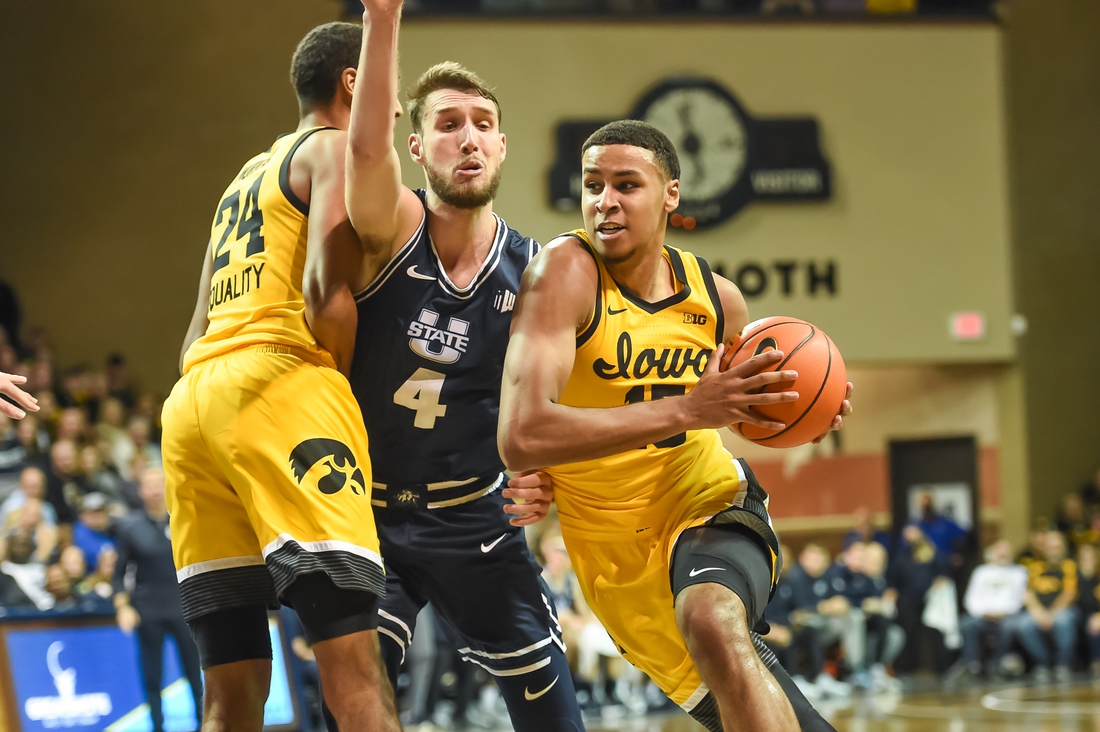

{"left": 407, "top": 62, "right": 501, "bottom": 135}
{"left": 290, "top": 22, "right": 362, "bottom": 112}
{"left": 581, "top": 120, "right": 680, "bottom": 181}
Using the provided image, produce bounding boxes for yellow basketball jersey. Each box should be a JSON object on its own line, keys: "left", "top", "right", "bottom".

{"left": 182, "top": 127, "right": 334, "bottom": 373}
{"left": 547, "top": 230, "right": 745, "bottom": 542}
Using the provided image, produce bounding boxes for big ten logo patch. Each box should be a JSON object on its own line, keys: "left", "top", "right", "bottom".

{"left": 683, "top": 313, "right": 708, "bottom": 325}
{"left": 407, "top": 309, "right": 471, "bottom": 364}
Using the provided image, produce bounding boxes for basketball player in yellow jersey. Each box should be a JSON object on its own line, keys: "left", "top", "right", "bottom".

{"left": 162, "top": 23, "right": 400, "bottom": 732}
{"left": 500, "top": 121, "right": 852, "bottom": 732}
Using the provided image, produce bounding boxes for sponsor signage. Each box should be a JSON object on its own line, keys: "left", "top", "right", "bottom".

{"left": 1, "top": 619, "right": 295, "bottom": 731}
{"left": 549, "top": 77, "right": 831, "bottom": 230}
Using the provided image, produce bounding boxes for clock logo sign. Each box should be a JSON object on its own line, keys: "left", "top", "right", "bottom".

{"left": 549, "top": 76, "right": 830, "bottom": 231}
{"left": 632, "top": 79, "right": 754, "bottom": 229}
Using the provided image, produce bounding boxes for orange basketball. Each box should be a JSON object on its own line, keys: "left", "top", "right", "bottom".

{"left": 720, "top": 317, "right": 847, "bottom": 448}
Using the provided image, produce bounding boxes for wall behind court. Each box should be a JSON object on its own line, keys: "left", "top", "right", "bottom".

{"left": 0, "top": 8, "right": 1014, "bottom": 390}
{"left": 393, "top": 21, "right": 1015, "bottom": 365}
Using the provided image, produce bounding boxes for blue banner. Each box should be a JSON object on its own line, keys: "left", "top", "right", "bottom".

{"left": 4, "top": 619, "right": 295, "bottom": 731}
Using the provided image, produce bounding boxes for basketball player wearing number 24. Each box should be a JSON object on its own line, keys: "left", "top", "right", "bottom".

{"left": 498, "top": 120, "right": 852, "bottom": 732}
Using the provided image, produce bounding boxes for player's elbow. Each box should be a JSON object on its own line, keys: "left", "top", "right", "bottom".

{"left": 498, "top": 419, "right": 540, "bottom": 474}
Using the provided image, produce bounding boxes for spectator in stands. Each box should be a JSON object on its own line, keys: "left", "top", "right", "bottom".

{"left": 95, "top": 397, "right": 129, "bottom": 454}
{"left": 72, "top": 492, "right": 115, "bottom": 565}
{"left": 1057, "top": 494, "right": 1090, "bottom": 550}
{"left": 80, "top": 444, "right": 137, "bottom": 510}
{"left": 0, "top": 528, "right": 52, "bottom": 610}
{"left": 44, "top": 563, "right": 79, "bottom": 611}
{"left": 1076, "top": 542, "right": 1100, "bottom": 679}
{"left": 59, "top": 544, "right": 87, "bottom": 584}
{"left": 45, "top": 439, "right": 80, "bottom": 524}
{"left": 112, "top": 416, "right": 161, "bottom": 480}
{"left": 1016, "top": 519, "right": 1050, "bottom": 569}
{"left": 3, "top": 498, "right": 57, "bottom": 563}
{"left": 914, "top": 493, "right": 967, "bottom": 563}
{"left": 947, "top": 539, "right": 1028, "bottom": 681}
{"left": 114, "top": 467, "right": 202, "bottom": 732}
{"left": 56, "top": 407, "right": 86, "bottom": 445}
{"left": 15, "top": 414, "right": 48, "bottom": 463}
{"left": 77, "top": 546, "right": 117, "bottom": 600}
{"left": 0, "top": 561, "right": 35, "bottom": 608}
{"left": 1008, "top": 530, "right": 1078, "bottom": 683}
{"left": 0, "top": 466, "right": 57, "bottom": 528}
{"left": 0, "top": 412, "right": 26, "bottom": 475}
{"left": 785, "top": 542, "right": 857, "bottom": 695}
{"left": 854, "top": 541, "right": 904, "bottom": 691}
{"left": 763, "top": 546, "right": 839, "bottom": 701}
{"left": 889, "top": 525, "right": 952, "bottom": 674}
{"left": 841, "top": 507, "right": 889, "bottom": 551}
{"left": 105, "top": 353, "right": 136, "bottom": 409}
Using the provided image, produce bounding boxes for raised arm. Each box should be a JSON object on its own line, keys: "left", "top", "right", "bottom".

{"left": 179, "top": 242, "right": 214, "bottom": 375}
{"left": 497, "top": 238, "right": 796, "bottom": 473}
{"left": 301, "top": 130, "right": 366, "bottom": 375}
{"left": 345, "top": 1, "right": 422, "bottom": 249}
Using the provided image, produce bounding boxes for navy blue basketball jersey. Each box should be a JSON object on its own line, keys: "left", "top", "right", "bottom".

{"left": 350, "top": 191, "right": 538, "bottom": 485}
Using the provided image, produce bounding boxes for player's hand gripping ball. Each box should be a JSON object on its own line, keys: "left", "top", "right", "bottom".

{"left": 720, "top": 317, "right": 847, "bottom": 448}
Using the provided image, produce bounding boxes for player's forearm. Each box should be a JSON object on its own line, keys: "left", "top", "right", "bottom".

{"left": 499, "top": 395, "right": 695, "bottom": 473}
{"left": 347, "top": 9, "right": 400, "bottom": 168}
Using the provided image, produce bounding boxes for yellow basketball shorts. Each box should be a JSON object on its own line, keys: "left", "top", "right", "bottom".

{"left": 562, "top": 460, "right": 780, "bottom": 713}
{"left": 162, "top": 344, "right": 384, "bottom": 622}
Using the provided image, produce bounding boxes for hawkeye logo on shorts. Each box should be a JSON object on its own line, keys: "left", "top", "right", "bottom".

{"left": 407, "top": 308, "right": 470, "bottom": 364}
{"left": 289, "top": 439, "right": 366, "bottom": 496}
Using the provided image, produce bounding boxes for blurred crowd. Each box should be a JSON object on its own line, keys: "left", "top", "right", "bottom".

{"left": 346, "top": 0, "right": 997, "bottom": 17}
{"left": 0, "top": 316, "right": 170, "bottom": 619}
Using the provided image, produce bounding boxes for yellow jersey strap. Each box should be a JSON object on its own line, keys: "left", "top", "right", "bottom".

{"left": 275, "top": 126, "right": 338, "bottom": 217}
{"left": 561, "top": 229, "right": 604, "bottom": 348}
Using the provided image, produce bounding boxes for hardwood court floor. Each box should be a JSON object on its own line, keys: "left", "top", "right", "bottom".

{"left": 584, "top": 682, "right": 1100, "bottom": 732}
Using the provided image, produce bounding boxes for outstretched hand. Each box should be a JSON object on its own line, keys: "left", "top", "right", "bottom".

{"left": 360, "top": 0, "right": 404, "bottom": 14}
{"left": 685, "top": 345, "right": 799, "bottom": 432}
{"left": 502, "top": 470, "right": 553, "bottom": 527}
{"left": 812, "top": 381, "right": 853, "bottom": 444}
{"left": 0, "top": 372, "right": 39, "bottom": 420}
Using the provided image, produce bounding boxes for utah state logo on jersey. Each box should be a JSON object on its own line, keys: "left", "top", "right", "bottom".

{"left": 407, "top": 308, "right": 471, "bottom": 365}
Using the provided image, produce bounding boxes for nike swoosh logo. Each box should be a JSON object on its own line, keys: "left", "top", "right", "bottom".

{"left": 481, "top": 533, "right": 507, "bottom": 553}
{"left": 524, "top": 675, "right": 559, "bottom": 701}
{"left": 406, "top": 265, "right": 435, "bottom": 281}
{"left": 607, "top": 306, "right": 628, "bottom": 315}
{"left": 689, "top": 567, "right": 726, "bottom": 577}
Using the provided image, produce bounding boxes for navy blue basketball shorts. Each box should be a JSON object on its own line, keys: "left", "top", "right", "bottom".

{"left": 372, "top": 478, "right": 584, "bottom": 732}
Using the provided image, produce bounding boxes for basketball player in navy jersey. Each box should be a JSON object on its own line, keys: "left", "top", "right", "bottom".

{"left": 305, "top": 2, "right": 585, "bottom": 730}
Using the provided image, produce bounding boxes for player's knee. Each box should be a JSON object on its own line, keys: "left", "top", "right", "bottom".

{"left": 676, "top": 584, "right": 754, "bottom": 661}
{"left": 281, "top": 571, "right": 380, "bottom": 645}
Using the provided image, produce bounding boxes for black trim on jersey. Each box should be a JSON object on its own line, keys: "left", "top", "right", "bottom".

{"left": 266, "top": 542, "right": 387, "bottom": 600}
{"left": 278, "top": 126, "right": 337, "bottom": 217}
{"left": 354, "top": 211, "right": 428, "bottom": 301}
{"left": 696, "top": 256, "right": 726, "bottom": 348}
{"left": 614, "top": 246, "right": 692, "bottom": 314}
{"left": 430, "top": 212, "right": 507, "bottom": 300}
{"left": 527, "top": 237, "right": 540, "bottom": 263}
{"left": 574, "top": 236, "right": 603, "bottom": 348}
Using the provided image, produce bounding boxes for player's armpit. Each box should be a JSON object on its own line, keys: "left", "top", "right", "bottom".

{"left": 344, "top": 6, "right": 421, "bottom": 252}
{"left": 180, "top": 241, "right": 214, "bottom": 375}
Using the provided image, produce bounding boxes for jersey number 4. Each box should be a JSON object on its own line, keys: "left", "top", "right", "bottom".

{"left": 212, "top": 177, "right": 265, "bottom": 274}
{"left": 394, "top": 368, "right": 447, "bottom": 429}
